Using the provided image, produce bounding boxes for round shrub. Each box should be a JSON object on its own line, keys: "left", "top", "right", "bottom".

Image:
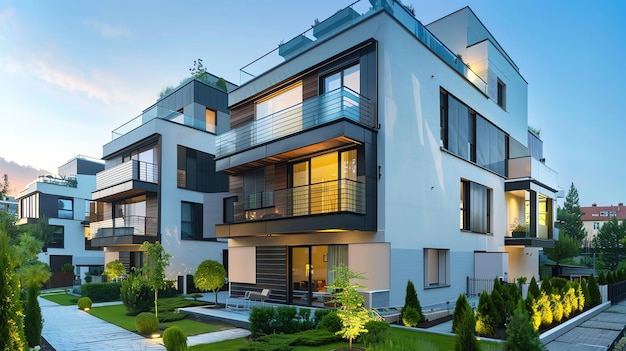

{"left": 77, "top": 297, "right": 92, "bottom": 310}
{"left": 163, "top": 326, "right": 187, "bottom": 351}
{"left": 317, "top": 311, "right": 342, "bottom": 333}
{"left": 135, "top": 312, "right": 159, "bottom": 335}
{"left": 361, "top": 320, "right": 390, "bottom": 346}
{"left": 401, "top": 306, "right": 421, "bottom": 327}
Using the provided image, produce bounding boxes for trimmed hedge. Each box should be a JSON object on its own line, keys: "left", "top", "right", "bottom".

{"left": 135, "top": 312, "right": 159, "bottom": 335}
{"left": 81, "top": 282, "right": 121, "bottom": 302}
{"left": 77, "top": 297, "right": 92, "bottom": 310}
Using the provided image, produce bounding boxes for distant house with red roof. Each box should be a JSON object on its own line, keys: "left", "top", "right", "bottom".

{"left": 580, "top": 203, "right": 626, "bottom": 247}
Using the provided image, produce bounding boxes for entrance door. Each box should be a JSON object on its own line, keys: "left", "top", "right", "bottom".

{"left": 290, "top": 246, "right": 329, "bottom": 307}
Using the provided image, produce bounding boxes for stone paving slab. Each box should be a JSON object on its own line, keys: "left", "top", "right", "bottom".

{"left": 555, "top": 326, "right": 618, "bottom": 347}
{"left": 580, "top": 319, "right": 624, "bottom": 331}
{"left": 545, "top": 340, "right": 607, "bottom": 351}
{"left": 590, "top": 311, "right": 626, "bottom": 324}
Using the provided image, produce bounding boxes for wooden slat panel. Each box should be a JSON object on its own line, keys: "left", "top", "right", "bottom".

{"left": 274, "top": 163, "right": 288, "bottom": 190}
{"left": 230, "top": 102, "right": 254, "bottom": 129}
{"left": 302, "top": 73, "right": 318, "bottom": 100}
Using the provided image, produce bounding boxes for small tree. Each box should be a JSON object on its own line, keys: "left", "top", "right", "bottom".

{"left": 193, "top": 260, "right": 227, "bottom": 305}
{"left": 454, "top": 306, "right": 479, "bottom": 351}
{"left": 528, "top": 276, "right": 540, "bottom": 300}
{"left": 105, "top": 260, "right": 127, "bottom": 281}
{"left": 328, "top": 264, "right": 373, "bottom": 349}
{"left": 475, "top": 291, "right": 497, "bottom": 337}
{"left": 587, "top": 274, "right": 601, "bottom": 307}
{"left": 598, "top": 271, "right": 607, "bottom": 285}
{"left": 452, "top": 294, "right": 471, "bottom": 333}
{"left": 401, "top": 280, "right": 423, "bottom": 325}
{"left": 140, "top": 241, "right": 171, "bottom": 318}
{"left": 19, "top": 261, "right": 51, "bottom": 348}
{"left": 581, "top": 278, "right": 591, "bottom": 310}
{"left": 504, "top": 300, "right": 546, "bottom": 351}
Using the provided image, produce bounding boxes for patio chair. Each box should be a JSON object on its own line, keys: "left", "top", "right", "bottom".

{"left": 225, "top": 291, "right": 251, "bottom": 311}
{"left": 247, "top": 289, "right": 271, "bottom": 305}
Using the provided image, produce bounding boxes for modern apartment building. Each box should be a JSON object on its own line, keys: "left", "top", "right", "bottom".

{"left": 215, "top": 0, "right": 559, "bottom": 307}
{"left": 90, "top": 76, "right": 236, "bottom": 293}
{"left": 581, "top": 203, "right": 626, "bottom": 248}
{"left": 0, "top": 195, "right": 17, "bottom": 215}
{"left": 16, "top": 155, "right": 105, "bottom": 287}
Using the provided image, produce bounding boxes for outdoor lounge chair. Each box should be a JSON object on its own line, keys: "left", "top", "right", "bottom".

{"left": 247, "top": 289, "right": 271, "bottom": 305}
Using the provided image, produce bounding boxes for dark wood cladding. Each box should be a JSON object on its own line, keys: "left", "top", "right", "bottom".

{"left": 230, "top": 101, "right": 254, "bottom": 129}
{"left": 274, "top": 163, "right": 288, "bottom": 190}
{"left": 229, "top": 246, "right": 288, "bottom": 304}
{"left": 302, "top": 73, "right": 318, "bottom": 100}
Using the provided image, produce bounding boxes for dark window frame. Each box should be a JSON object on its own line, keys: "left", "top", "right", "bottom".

{"left": 181, "top": 201, "right": 204, "bottom": 241}
{"left": 460, "top": 179, "right": 491, "bottom": 234}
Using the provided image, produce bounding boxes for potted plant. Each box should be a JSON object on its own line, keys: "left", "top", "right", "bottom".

{"left": 512, "top": 225, "right": 527, "bottom": 238}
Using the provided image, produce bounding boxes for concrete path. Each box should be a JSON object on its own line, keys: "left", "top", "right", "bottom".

{"left": 40, "top": 297, "right": 250, "bottom": 351}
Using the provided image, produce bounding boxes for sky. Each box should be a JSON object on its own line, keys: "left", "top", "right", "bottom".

{"left": 0, "top": 0, "right": 624, "bottom": 206}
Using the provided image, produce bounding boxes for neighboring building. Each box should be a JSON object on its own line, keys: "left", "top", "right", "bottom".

{"left": 0, "top": 195, "right": 18, "bottom": 214}
{"left": 90, "top": 76, "right": 236, "bottom": 293}
{"left": 581, "top": 203, "right": 626, "bottom": 248}
{"left": 16, "top": 155, "right": 105, "bottom": 287}
{"left": 215, "top": 0, "right": 559, "bottom": 308}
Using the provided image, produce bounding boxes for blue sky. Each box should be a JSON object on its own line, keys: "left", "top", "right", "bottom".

{"left": 1, "top": 0, "right": 624, "bottom": 206}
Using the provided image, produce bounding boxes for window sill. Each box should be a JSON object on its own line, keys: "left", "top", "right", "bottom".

{"left": 424, "top": 284, "right": 450, "bottom": 290}
{"left": 460, "top": 229, "right": 492, "bottom": 236}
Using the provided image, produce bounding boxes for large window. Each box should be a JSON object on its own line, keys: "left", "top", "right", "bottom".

{"left": 206, "top": 108, "right": 216, "bottom": 133}
{"left": 255, "top": 82, "right": 302, "bottom": 120}
{"left": 460, "top": 180, "right": 491, "bottom": 234}
{"left": 440, "top": 90, "right": 507, "bottom": 176}
{"left": 181, "top": 201, "right": 203, "bottom": 240}
{"left": 424, "top": 248, "right": 449, "bottom": 287}
{"left": 177, "top": 145, "right": 226, "bottom": 192}
{"left": 497, "top": 79, "right": 506, "bottom": 109}
{"left": 58, "top": 198, "right": 73, "bottom": 219}
{"left": 323, "top": 64, "right": 360, "bottom": 94}
{"left": 20, "top": 193, "right": 39, "bottom": 219}
{"left": 47, "top": 226, "right": 64, "bottom": 249}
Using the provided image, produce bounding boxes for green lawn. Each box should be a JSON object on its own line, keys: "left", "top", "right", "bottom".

{"left": 87, "top": 298, "right": 232, "bottom": 336}
{"left": 40, "top": 292, "right": 79, "bottom": 306}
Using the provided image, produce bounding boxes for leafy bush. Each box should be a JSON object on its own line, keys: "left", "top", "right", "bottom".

{"left": 491, "top": 281, "right": 506, "bottom": 327}
{"left": 159, "top": 280, "right": 179, "bottom": 298}
{"left": 475, "top": 291, "right": 497, "bottom": 337}
{"left": 296, "top": 308, "right": 315, "bottom": 330}
{"left": 135, "top": 312, "right": 159, "bottom": 335}
{"left": 535, "top": 291, "right": 553, "bottom": 327}
{"left": 163, "top": 326, "right": 187, "bottom": 351}
{"left": 401, "top": 306, "right": 421, "bottom": 327}
{"left": 77, "top": 297, "right": 92, "bottom": 310}
{"left": 61, "top": 263, "right": 74, "bottom": 273}
{"left": 581, "top": 278, "right": 591, "bottom": 310}
{"left": 317, "top": 311, "right": 342, "bottom": 333}
{"left": 274, "top": 306, "right": 300, "bottom": 334}
{"left": 104, "top": 260, "right": 126, "bottom": 281}
{"left": 540, "top": 278, "right": 552, "bottom": 295}
{"left": 528, "top": 276, "right": 540, "bottom": 299}
{"left": 249, "top": 306, "right": 276, "bottom": 337}
{"left": 361, "top": 320, "right": 390, "bottom": 347}
{"left": 158, "top": 311, "right": 188, "bottom": 323}
{"left": 245, "top": 329, "right": 340, "bottom": 350}
{"left": 550, "top": 277, "right": 569, "bottom": 293}
{"left": 313, "top": 308, "right": 333, "bottom": 326}
{"left": 81, "top": 282, "right": 121, "bottom": 302}
{"left": 551, "top": 294, "right": 563, "bottom": 323}
{"left": 121, "top": 274, "right": 153, "bottom": 316}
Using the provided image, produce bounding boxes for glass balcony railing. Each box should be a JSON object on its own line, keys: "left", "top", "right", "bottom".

{"left": 216, "top": 87, "right": 373, "bottom": 158}
{"left": 239, "top": 0, "right": 487, "bottom": 94}
{"left": 111, "top": 105, "right": 215, "bottom": 140}
{"left": 507, "top": 156, "right": 558, "bottom": 191}
{"left": 227, "top": 178, "right": 365, "bottom": 223}
{"left": 95, "top": 160, "right": 158, "bottom": 191}
{"left": 90, "top": 215, "right": 157, "bottom": 239}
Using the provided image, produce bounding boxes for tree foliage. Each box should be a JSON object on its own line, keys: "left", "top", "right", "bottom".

{"left": 504, "top": 300, "right": 546, "bottom": 351}
{"left": 452, "top": 294, "right": 471, "bottom": 333}
{"left": 528, "top": 276, "right": 540, "bottom": 300}
{"left": 544, "top": 233, "right": 581, "bottom": 267}
{"left": 139, "top": 241, "right": 171, "bottom": 318}
{"left": 24, "top": 284, "right": 42, "bottom": 348}
{"left": 0, "top": 230, "right": 27, "bottom": 351}
{"left": 557, "top": 183, "right": 587, "bottom": 242}
{"left": 105, "top": 260, "right": 127, "bottom": 281}
{"left": 454, "top": 306, "right": 479, "bottom": 351}
{"left": 593, "top": 218, "right": 626, "bottom": 271}
{"left": 401, "top": 280, "right": 423, "bottom": 325}
{"left": 1, "top": 174, "right": 9, "bottom": 199}
{"left": 475, "top": 290, "right": 497, "bottom": 337}
{"left": 587, "top": 274, "right": 602, "bottom": 307}
{"left": 328, "top": 264, "right": 374, "bottom": 349}
{"left": 193, "top": 259, "right": 226, "bottom": 305}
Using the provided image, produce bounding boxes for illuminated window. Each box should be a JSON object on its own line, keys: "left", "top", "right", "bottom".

{"left": 205, "top": 108, "right": 216, "bottom": 133}
{"left": 255, "top": 82, "right": 302, "bottom": 120}
{"left": 424, "top": 248, "right": 450, "bottom": 287}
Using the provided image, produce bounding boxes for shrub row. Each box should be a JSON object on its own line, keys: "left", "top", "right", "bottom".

{"left": 81, "top": 282, "right": 121, "bottom": 302}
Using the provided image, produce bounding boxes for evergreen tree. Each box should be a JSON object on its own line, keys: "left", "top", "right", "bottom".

{"left": 504, "top": 300, "right": 546, "bottom": 351}
{"left": 475, "top": 291, "right": 497, "bottom": 337}
{"left": 401, "top": 280, "right": 423, "bottom": 324}
{"left": 540, "top": 278, "right": 552, "bottom": 295}
{"left": 580, "top": 278, "right": 591, "bottom": 310}
{"left": 607, "top": 271, "right": 615, "bottom": 284}
{"left": 592, "top": 218, "right": 626, "bottom": 271}
{"left": 454, "top": 307, "right": 479, "bottom": 351}
{"left": 491, "top": 283, "right": 506, "bottom": 328}
{"left": 544, "top": 234, "right": 581, "bottom": 271}
{"left": 598, "top": 271, "right": 607, "bottom": 285}
{"left": 557, "top": 183, "right": 587, "bottom": 242}
{"left": 587, "top": 275, "right": 602, "bottom": 307}
{"left": 0, "top": 230, "right": 27, "bottom": 350}
{"left": 528, "top": 276, "right": 540, "bottom": 299}
{"left": 452, "top": 294, "right": 471, "bottom": 333}
{"left": 24, "top": 284, "right": 42, "bottom": 347}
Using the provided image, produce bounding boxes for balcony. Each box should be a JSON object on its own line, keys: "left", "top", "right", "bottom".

{"left": 216, "top": 87, "right": 374, "bottom": 159}
{"left": 507, "top": 156, "right": 558, "bottom": 192}
{"left": 217, "top": 179, "right": 369, "bottom": 237}
{"left": 239, "top": 0, "right": 486, "bottom": 94}
{"left": 93, "top": 160, "right": 158, "bottom": 201}
{"left": 89, "top": 215, "right": 158, "bottom": 247}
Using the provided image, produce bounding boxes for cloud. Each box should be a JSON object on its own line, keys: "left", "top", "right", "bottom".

{"left": 83, "top": 20, "right": 131, "bottom": 39}
{"left": 0, "top": 7, "right": 16, "bottom": 27}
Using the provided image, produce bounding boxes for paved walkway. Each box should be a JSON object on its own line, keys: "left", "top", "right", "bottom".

{"left": 40, "top": 297, "right": 250, "bottom": 351}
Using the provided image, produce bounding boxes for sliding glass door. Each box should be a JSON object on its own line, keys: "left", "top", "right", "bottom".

{"left": 289, "top": 245, "right": 347, "bottom": 307}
